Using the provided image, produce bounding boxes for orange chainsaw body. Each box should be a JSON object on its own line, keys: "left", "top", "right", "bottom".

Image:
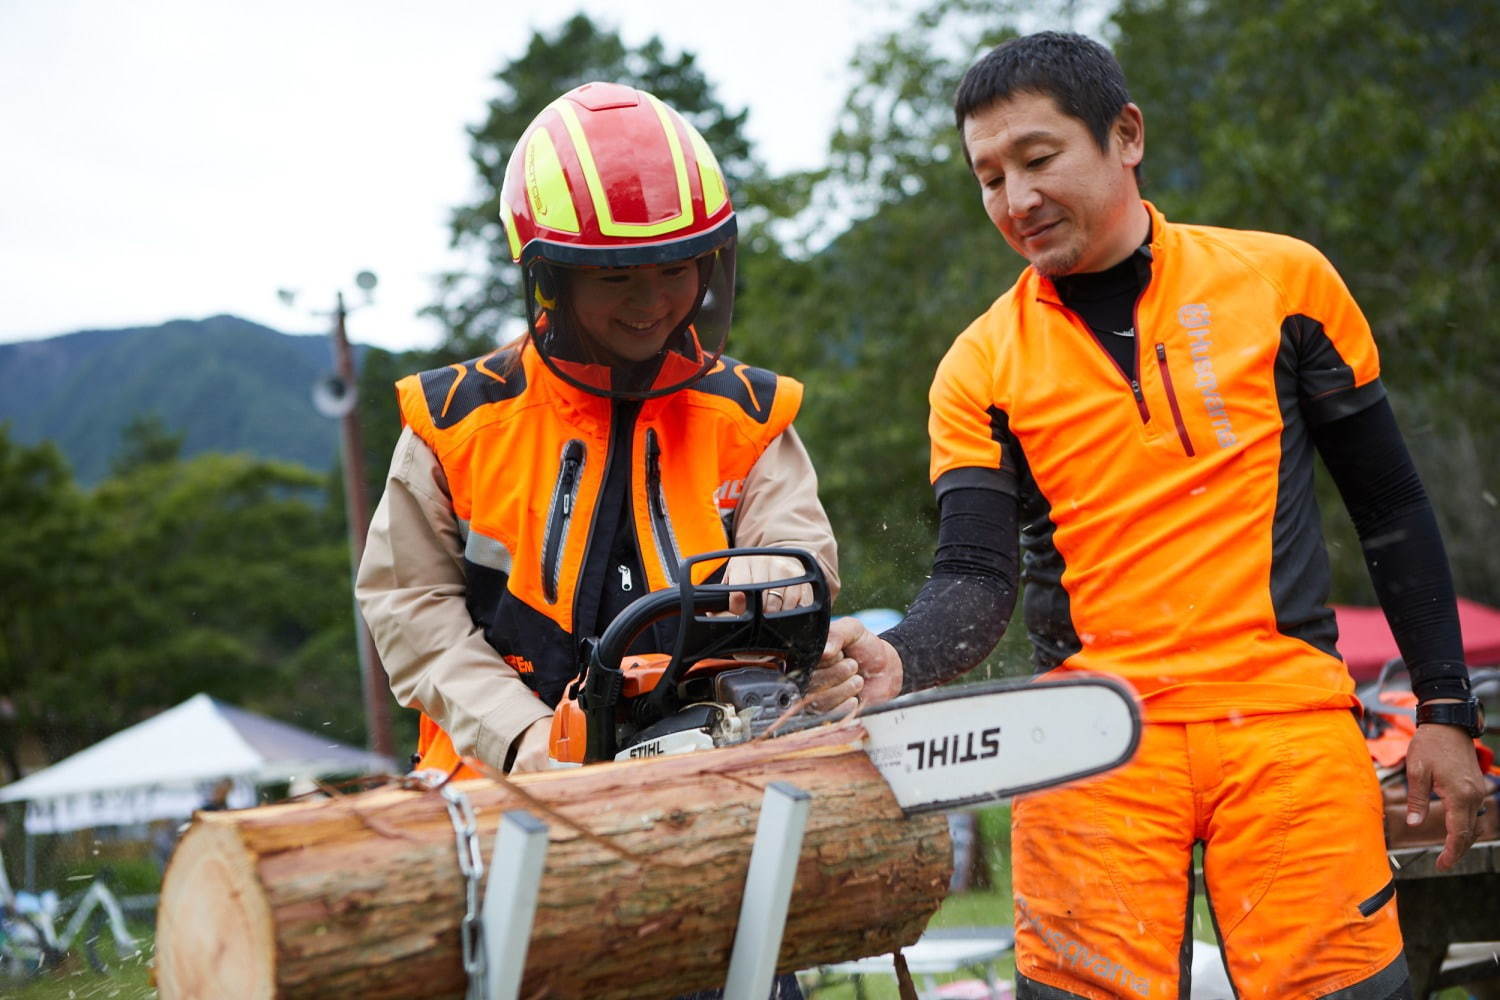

{"left": 548, "top": 654, "right": 777, "bottom": 764}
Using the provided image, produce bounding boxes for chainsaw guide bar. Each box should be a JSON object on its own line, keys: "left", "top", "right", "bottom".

{"left": 857, "top": 675, "right": 1141, "bottom": 814}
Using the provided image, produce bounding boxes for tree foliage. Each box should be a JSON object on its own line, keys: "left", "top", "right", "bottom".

{"left": 0, "top": 425, "right": 367, "bottom": 768}
{"left": 0, "top": 430, "right": 95, "bottom": 776}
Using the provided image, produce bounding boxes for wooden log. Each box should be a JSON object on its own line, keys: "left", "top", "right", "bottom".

{"left": 155, "top": 721, "right": 953, "bottom": 999}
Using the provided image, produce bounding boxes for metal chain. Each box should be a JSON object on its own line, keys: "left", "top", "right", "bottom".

{"left": 439, "top": 782, "right": 487, "bottom": 1000}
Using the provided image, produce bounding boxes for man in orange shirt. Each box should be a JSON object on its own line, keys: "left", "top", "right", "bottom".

{"left": 812, "top": 31, "right": 1486, "bottom": 999}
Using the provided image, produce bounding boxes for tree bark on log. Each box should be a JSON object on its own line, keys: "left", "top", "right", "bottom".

{"left": 155, "top": 721, "right": 953, "bottom": 999}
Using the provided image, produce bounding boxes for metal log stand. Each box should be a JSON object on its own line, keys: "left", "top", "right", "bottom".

{"left": 473, "top": 781, "right": 811, "bottom": 1000}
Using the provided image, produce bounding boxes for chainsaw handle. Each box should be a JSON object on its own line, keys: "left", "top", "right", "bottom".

{"left": 579, "top": 547, "right": 830, "bottom": 762}
{"left": 591, "top": 589, "right": 729, "bottom": 678}
{"left": 634, "top": 547, "right": 830, "bottom": 731}
{"left": 582, "top": 587, "right": 728, "bottom": 761}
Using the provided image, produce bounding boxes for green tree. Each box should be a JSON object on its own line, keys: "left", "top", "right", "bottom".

{"left": 2, "top": 435, "right": 365, "bottom": 764}
{"left": 89, "top": 452, "right": 363, "bottom": 743}
{"left": 429, "top": 12, "right": 760, "bottom": 357}
{"left": 0, "top": 427, "right": 97, "bottom": 773}
{"left": 110, "top": 412, "right": 184, "bottom": 476}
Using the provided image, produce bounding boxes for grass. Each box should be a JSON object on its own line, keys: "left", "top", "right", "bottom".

{"left": 3, "top": 933, "right": 156, "bottom": 1000}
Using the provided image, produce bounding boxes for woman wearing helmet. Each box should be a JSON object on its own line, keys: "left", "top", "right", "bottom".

{"left": 355, "top": 82, "right": 838, "bottom": 783}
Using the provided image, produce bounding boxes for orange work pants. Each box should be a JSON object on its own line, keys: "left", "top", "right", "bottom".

{"left": 1011, "top": 710, "right": 1408, "bottom": 998}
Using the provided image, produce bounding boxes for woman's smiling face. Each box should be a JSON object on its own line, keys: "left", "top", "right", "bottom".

{"left": 568, "top": 261, "right": 702, "bottom": 364}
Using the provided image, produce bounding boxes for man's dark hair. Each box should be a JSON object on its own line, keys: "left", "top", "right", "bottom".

{"left": 954, "top": 31, "right": 1132, "bottom": 161}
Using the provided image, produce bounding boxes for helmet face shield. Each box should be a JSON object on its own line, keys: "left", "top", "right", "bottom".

{"left": 524, "top": 236, "right": 736, "bottom": 400}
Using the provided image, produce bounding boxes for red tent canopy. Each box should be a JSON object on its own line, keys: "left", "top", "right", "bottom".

{"left": 1333, "top": 598, "right": 1500, "bottom": 681}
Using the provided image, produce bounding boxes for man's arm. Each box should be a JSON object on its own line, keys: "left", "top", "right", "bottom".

{"left": 809, "top": 483, "right": 1019, "bottom": 713}
{"left": 1312, "top": 398, "right": 1486, "bottom": 870}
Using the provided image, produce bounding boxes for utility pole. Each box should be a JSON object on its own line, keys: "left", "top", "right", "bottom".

{"left": 286, "top": 272, "right": 394, "bottom": 759}
{"left": 328, "top": 285, "right": 394, "bottom": 759}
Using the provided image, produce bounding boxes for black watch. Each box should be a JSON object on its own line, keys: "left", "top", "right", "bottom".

{"left": 1415, "top": 697, "right": 1486, "bottom": 738}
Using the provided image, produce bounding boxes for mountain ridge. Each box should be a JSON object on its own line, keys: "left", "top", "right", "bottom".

{"left": 0, "top": 314, "right": 359, "bottom": 484}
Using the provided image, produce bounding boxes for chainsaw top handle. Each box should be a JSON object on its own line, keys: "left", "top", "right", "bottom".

{"left": 580, "top": 547, "right": 831, "bottom": 760}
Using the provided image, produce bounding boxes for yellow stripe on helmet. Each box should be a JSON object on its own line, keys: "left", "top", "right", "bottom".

{"left": 684, "top": 121, "right": 728, "bottom": 216}
{"left": 554, "top": 95, "right": 694, "bottom": 238}
{"left": 499, "top": 199, "right": 523, "bottom": 262}
{"left": 523, "top": 126, "right": 581, "bottom": 235}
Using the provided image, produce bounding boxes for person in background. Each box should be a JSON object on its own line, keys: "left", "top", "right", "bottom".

{"left": 811, "top": 31, "right": 1486, "bottom": 999}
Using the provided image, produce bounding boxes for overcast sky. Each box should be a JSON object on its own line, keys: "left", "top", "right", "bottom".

{"left": 0, "top": 1, "right": 915, "bottom": 352}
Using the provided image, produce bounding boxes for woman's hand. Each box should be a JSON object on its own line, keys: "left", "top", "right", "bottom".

{"left": 722, "top": 554, "right": 813, "bottom": 614}
{"left": 508, "top": 717, "right": 556, "bottom": 773}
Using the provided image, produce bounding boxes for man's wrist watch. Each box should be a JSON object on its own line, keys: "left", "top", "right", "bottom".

{"left": 1415, "top": 696, "right": 1486, "bottom": 738}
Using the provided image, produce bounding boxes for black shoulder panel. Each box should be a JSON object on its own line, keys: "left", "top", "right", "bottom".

{"left": 689, "top": 355, "right": 781, "bottom": 424}
{"left": 1280, "top": 314, "right": 1385, "bottom": 425}
{"left": 420, "top": 348, "right": 528, "bottom": 430}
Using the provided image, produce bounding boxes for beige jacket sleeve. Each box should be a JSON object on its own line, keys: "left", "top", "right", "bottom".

{"left": 732, "top": 426, "right": 841, "bottom": 600}
{"left": 355, "top": 427, "right": 551, "bottom": 772}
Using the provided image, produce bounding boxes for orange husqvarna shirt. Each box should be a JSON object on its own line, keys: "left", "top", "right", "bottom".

{"left": 930, "top": 202, "right": 1385, "bottom": 722}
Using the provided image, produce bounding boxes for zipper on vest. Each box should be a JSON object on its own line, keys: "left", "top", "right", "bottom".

{"left": 645, "top": 428, "right": 681, "bottom": 582}
{"left": 1154, "top": 343, "right": 1196, "bottom": 456}
{"left": 541, "top": 440, "right": 585, "bottom": 604}
{"left": 1126, "top": 376, "right": 1149, "bottom": 422}
{"left": 1127, "top": 250, "right": 1153, "bottom": 424}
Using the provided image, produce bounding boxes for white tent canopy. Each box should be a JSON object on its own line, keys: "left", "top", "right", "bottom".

{"left": 0, "top": 693, "right": 395, "bottom": 833}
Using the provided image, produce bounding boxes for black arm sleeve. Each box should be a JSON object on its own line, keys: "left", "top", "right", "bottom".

{"left": 881, "top": 486, "right": 1019, "bottom": 694}
{"left": 1310, "top": 397, "right": 1469, "bottom": 701}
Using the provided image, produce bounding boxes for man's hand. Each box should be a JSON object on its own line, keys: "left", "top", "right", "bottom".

{"left": 508, "top": 717, "right": 555, "bottom": 774}
{"left": 806, "top": 616, "right": 903, "bottom": 717}
{"left": 723, "top": 554, "right": 813, "bottom": 614}
{"left": 1405, "top": 716, "right": 1488, "bottom": 871}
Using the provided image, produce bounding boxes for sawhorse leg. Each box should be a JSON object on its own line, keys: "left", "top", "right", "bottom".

{"left": 481, "top": 809, "right": 549, "bottom": 1000}
{"left": 724, "top": 782, "right": 811, "bottom": 1000}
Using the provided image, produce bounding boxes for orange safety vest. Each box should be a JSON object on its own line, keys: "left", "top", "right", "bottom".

{"left": 395, "top": 339, "right": 802, "bottom": 772}
{"left": 930, "top": 201, "right": 1384, "bottom": 722}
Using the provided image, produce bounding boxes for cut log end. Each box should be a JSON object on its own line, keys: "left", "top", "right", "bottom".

{"left": 156, "top": 819, "right": 276, "bottom": 1000}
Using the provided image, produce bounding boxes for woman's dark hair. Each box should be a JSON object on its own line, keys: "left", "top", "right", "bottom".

{"left": 954, "top": 31, "right": 1133, "bottom": 163}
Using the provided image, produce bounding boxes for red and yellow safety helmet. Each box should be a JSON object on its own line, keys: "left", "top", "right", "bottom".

{"left": 500, "top": 82, "right": 737, "bottom": 399}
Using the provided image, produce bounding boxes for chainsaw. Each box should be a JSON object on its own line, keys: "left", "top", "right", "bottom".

{"left": 547, "top": 546, "right": 1142, "bottom": 813}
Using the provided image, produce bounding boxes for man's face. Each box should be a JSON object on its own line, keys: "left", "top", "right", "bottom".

{"left": 963, "top": 92, "right": 1144, "bottom": 277}
{"left": 567, "top": 261, "right": 701, "bottom": 364}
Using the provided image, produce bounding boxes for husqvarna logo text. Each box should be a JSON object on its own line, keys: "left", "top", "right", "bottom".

{"left": 1177, "top": 302, "right": 1238, "bottom": 449}
{"left": 906, "top": 727, "right": 1001, "bottom": 770}
{"left": 1017, "top": 895, "right": 1150, "bottom": 996}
